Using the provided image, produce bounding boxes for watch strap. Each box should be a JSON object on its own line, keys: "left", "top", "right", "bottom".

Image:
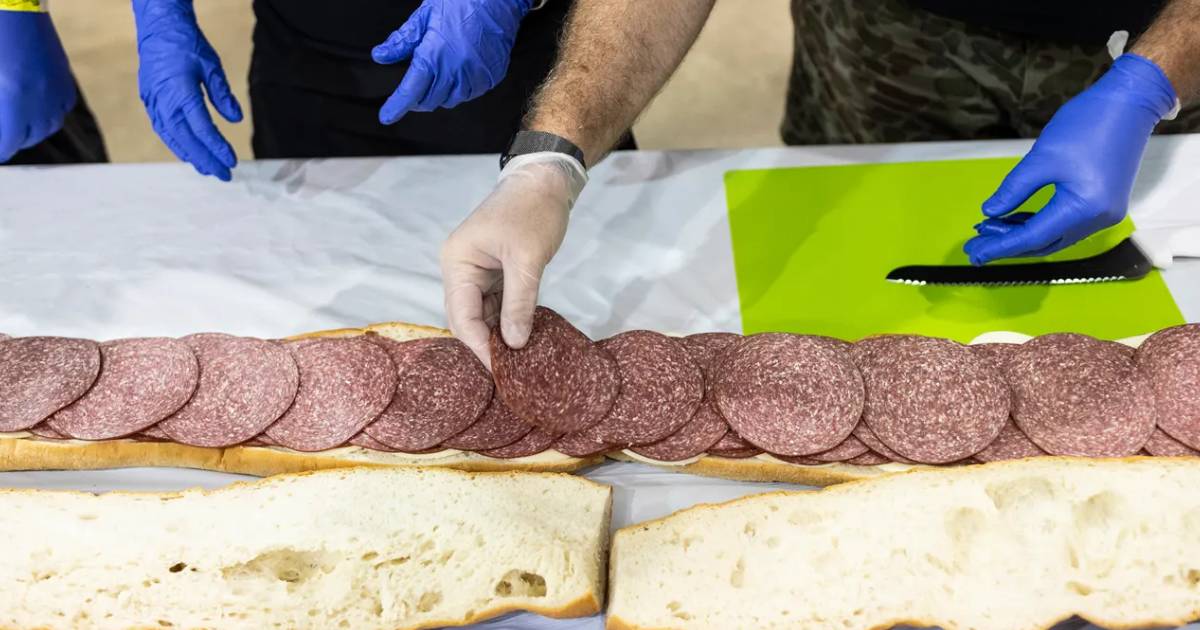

{"left": 501, "top": 130, "right": 585, "bottom": 170}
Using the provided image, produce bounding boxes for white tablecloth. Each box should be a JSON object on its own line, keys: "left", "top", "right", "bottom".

{"left": 0, "top": 137, "right": 1196, "bottom": 629}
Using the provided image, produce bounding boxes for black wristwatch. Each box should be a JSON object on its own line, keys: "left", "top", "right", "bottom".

{"left": 500, "top": 130, "right": 586, "bottom": 170}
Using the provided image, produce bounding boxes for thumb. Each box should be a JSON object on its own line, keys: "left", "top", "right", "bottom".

{"left": 499, "top": 254, "right": 545, "bottom": 350}
{"left": 202, "top": 66, "right": 244, "bottom": 123}
{"left": 982, "top": 154, "right": 1051, "bottom": 218}
{"left": 373, "top": 4, "right": 429, "bottom": 64}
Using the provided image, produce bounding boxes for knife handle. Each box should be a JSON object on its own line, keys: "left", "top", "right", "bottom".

{"left": 1131, "top": 226, "right": 1200, "bottom": 269}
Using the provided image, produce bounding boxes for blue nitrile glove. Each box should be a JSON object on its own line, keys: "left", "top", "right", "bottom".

{"left": 132, "top": 0, "right": 242, "bottom": 181}
{"left": 0, "top": 10, "right": 76, "bottom": 163}
{"left": 372, "top": 0, "right": 533, "bottom": 124}
{"left": 964, "top": 54, "right": 1178, "bottom": 265}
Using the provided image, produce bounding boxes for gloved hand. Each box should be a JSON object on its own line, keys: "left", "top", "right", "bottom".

{"left": 441, "top": 153, "right": 586, "bottom": 367}
{"left": 132, "top": 0, "right": 242, "bottom": 181}
{"left": 372, "top": 0, "right": 532, "bottom": 124}
{"left": 964, "top": 54, "right": 1178, "bottom": 265}
{"left": 0, "top": 11, "right": 76, "bottom": 163}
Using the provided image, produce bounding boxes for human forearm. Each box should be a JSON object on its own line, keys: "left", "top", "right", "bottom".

{"left": 1132, "top": 0, "right": 1200, "bottom": 103}
{"left": 525, "top": 0, "right": 716, "bottom": 166}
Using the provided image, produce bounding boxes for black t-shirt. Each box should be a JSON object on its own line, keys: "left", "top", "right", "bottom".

{"left": 906, "top": 1, "right": 1166, "bottom": 43}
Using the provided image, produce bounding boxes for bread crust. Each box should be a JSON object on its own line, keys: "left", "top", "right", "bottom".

{"left": 605, "top": 451, "right": 910, "bottom": 486}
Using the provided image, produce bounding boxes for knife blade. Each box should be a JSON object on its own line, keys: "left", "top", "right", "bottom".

{"left": 885, "top": 238, "right": 1153, "bottom": 286}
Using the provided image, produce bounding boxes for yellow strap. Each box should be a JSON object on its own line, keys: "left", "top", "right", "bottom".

{"left": 0, "top": 0, "right": 47, "bottom": 12}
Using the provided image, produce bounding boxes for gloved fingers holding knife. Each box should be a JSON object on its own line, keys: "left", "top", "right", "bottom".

{"left": 132, "top": 0, "right": 243, "bottom": 181}
{"left": 965, "top": 1, "right": 1200, "bottom": 265}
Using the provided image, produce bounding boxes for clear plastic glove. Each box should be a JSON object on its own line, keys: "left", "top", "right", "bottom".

{"left": 441, "top": 153, "right": 587, "bottom": 367}
{"left": 964, "top": 54, "right": 1178, "bottom": 265}
{"left": 0, "top": 11, "right": 76, "bottom": 163}
{"left": 372, "top": 0, "right": 532, "bottom": 124}
{"left": 132, "top": 0, "right": 242, "bottom": 181}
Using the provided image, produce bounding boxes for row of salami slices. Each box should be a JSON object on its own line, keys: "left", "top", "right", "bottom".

{"left": 0, "top": 331, "right": 550, "bottom": 457}
{"left": 488, "top": 308, "right": 1200, "bottom": 464}
{"left": 2, "top": 310, "right": 1198, "bottom": 466}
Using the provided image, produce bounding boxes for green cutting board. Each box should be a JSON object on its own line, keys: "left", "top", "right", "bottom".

{"left": 724, "top": 157, "right": 1183, "bottom": 342}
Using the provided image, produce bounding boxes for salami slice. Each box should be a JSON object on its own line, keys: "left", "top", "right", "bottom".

{"left": 243, "top": 433, "right": 278, "bottom": 447}
{"left": 552, "top": 427, "right": 612, "bottom": 457}
{"left": 263, "top": 337, "right": 397, "bottom": 452}
{"left": 681, "top": 332, "right": 741, "bottom": 387}
{"left": 139, "top": 424, "right": 171, "bottom": 441}
{"left": 1135, "top": 324, "right": 1200, "bottom": 449}
{"left": 49, "top": 338, "right": 199, "bottom": 440}
{"left": 1144, "top": 427, "right": 1200, "bottom": 457}
{"left": 440, "top": 393, "right": 534, "bottom": 451}
{"left": 846, "top": 450, "right": 890, "bottom": 466}
{"left": 479, "top": 427, "right": 557, "bottom": 459}
{"left": 27, "top": 423, "right": 65, "bottom": 439}
{"left": 807, "top": 433, "right": 870, "bottom": 463}
{"left": 852, "top": 335, "right": 1008, "bottom": 464}
{"left": 973, "top": 421, "right": 1045, "bottom": 462}
{"left": 588, "top": 331, "right": 703, "bottom": 446}
{"left": 0, "top": 337, "right": 101, "bottom": 431}
{"left": 629, "top": 401, "right": 728, "bottom": 461}
{"left": 713, "top": 333, "right": 862, "bottom": 456}
{"left": 157, "top": 333, "right": 300, "bottom": 448}
{"left": 851, "top": 421, "right": 915, "bottom": 464}
{"left": 363, "top": 336, "right": 492, "bottom": 452}
{"left": 710, "top": 431, "right": 753, "bottom": 451}
{"left": 348, "top": 431, "right": 401, "bottom": 452}
{"left": 1009, "top": 333, "right": 1155, "bottom": 457}
{"left": 706, "top": 447, "right": 761, "bottom": 459}
{"left": 774, "top": 454, "right": 824, "bottom": 465}
{"left": 489, "top": 306, "right": 619, "bottom": 435}
{"left": 1142, "top": 424, "right": 1200, "bottom": 453}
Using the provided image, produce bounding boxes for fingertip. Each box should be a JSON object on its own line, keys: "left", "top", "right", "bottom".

{"left": 371, "top": 44, "right": 394, "bottom": 64}
{"left": 501, "top": 319, "right": 531, "bottom": 350}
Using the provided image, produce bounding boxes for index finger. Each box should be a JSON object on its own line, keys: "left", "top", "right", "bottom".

{"left": 444, "top": 276, "right": 494, "bottom": 369}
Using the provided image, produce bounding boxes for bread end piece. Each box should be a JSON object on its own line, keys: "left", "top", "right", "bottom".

{"left": 607, "top": 456, "right": 1200, "bottom": 630}
{"left": 1, "top": 466, "right": 611, "bottom": 629}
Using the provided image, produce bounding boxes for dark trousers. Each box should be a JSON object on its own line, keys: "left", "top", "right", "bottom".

{"left": 6, "top": 80, "right": 108, "bottom": 165}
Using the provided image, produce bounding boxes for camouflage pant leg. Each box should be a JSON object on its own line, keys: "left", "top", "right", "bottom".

{"left": 782, "top": 0, "right": 1200, "bottom": 145}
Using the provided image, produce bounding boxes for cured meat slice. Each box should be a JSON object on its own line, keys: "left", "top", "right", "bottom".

{"left": 1135, "top": 324, "right": 1200, "bottom": 449}
{"left": 157, "top": 333, "right": 300, "bottom": 448}
{"left": 49, "top": 338, "right": 199, "bottom": 440}
{"left": 552, "top": 427, "right": 612, "bottom": 457}
{"left": 710, "top": 431, "right": 753, "bottom": 451}
{"left": 852, "top": 335, "right": 1008, "bottom": 464}
{"left": 27, "top": 423, "right": 65, "bottom": 439}
{"left": 363, "top": 336, "right": 492, "bottom": 452}
{"left": 263, "top": 337, "right": 397, "bottom": 452}
{"left": 807, "top": 433, "right": 870, "bottom": 463}
{"left": 348, "top": 432, "right": 401, "bottom": 452}
{"left": 851, "top": 421, "right": 915, "bottom": 464}
{"left": 713, "top": 333, "right": 862, "bottom": 456}
{"left": 440, "top": 393, "right": 534, "bottom": 451}
{"left": 972, "top": 422, "right": 1045, "bottom": 462}
{"left": 629, "top": 401, "right": 728, "bottom": 462}
{"left": 1144, "top": 427, "right": 1200, "bottom": 457}
{"left": 1009, "top": 333, "right": 1155, "bottom": 457}
{"left": 489, "top": 306, "right": 620, "bottom": 435}
{"left": 846, "top": 450, "right": 890, "bottom": 466}
{"left": 774, "top": 454, "right": 824, "bottom": 465}
{"left": 590, "top": 331, "right": 703, "bottom": 446}
{"left": 705, "top": 447, "right": 761, "bottom": 459}
{"left": 967, "top": 342, "right": 1021, "bottom": 372}
{"left": 243, "top": 433, "right": 278, "bottom": 447}
{"left": 138, "top": 424, "right": 171, "bottom": 441}
{"left": 0, "top": 337, "right": 101, "bottom": 431}
{"left": 680, "top": 332, "right": 741, "bottom": 387}
{"left": 479, "top": 427, "right": 557, "bottom": 459}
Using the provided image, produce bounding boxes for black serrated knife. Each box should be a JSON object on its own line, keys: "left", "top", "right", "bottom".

{"left": 886, "top": 227, "right": 1200, "bottom": 286}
